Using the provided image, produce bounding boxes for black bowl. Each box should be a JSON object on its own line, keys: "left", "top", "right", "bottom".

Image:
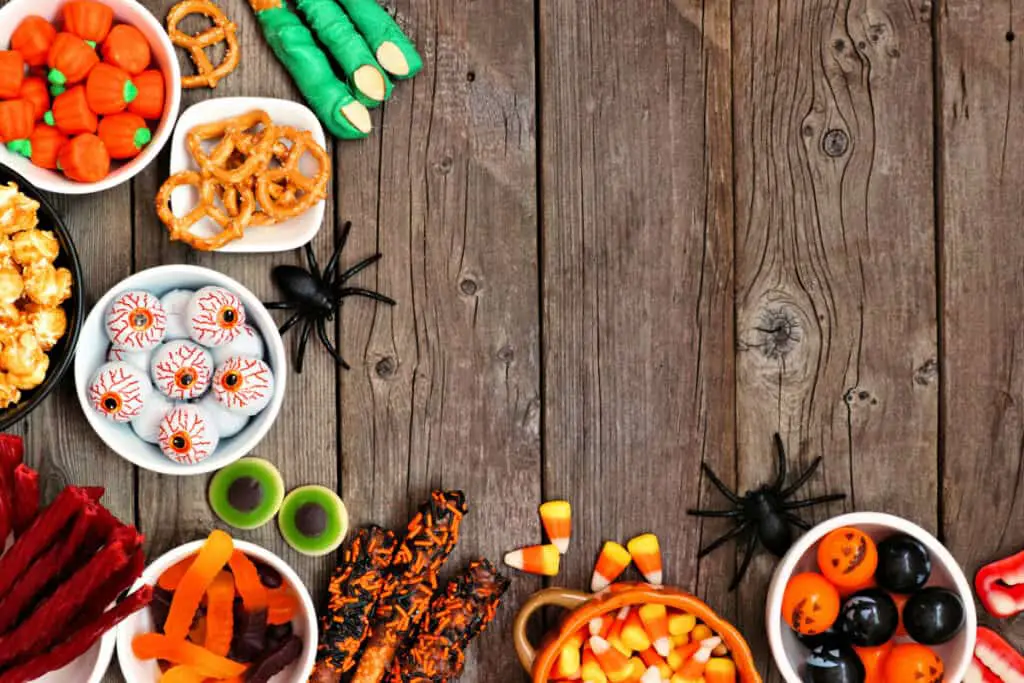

{"left": 0, "top": 164, "right": 84, "bottom": 430}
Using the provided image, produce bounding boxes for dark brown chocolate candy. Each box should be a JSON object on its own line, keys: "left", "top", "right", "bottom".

{"left": 230, "top": 603, "right": 268, "bottom": 662}
{"left": 254, "top": 560, "right": 282, "bottom": 589}
{"left": 295, "top": 502, "right": 326, "bottom": 537}
{"left": 247, "top": 635, "right": 303, "bottom": 683}
{"left": 149, "top": 586, "right": 172, "bottom": 633}
{"left": 227, "top": 476, "right": 263, "bottom": 513}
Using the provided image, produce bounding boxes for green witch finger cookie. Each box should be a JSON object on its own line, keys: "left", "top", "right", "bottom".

{"left": 335, "top": 0, "right": 423, "bottom": 79}
{"left": 295, "top": 0, "right": 393, "bottom": 107}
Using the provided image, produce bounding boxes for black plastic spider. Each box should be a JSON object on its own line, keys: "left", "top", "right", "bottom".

{"left": 264, "top": 222, "right": 395, "bottom": 373}
{"left": 688, "top": 433, "right": 846, "bottom": 590}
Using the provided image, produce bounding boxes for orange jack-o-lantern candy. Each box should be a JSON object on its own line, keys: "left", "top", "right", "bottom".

{"left": 884, "top": 643, "right": 944, "bottom": 683}
{"left": 781, "top": 572, "right": 841, "bottom": 635}
{"left": 817, "top": 526, "right": 879, "bottom": 590}
{"left": 855, "top": 642, "right": 893, "bottom": 683}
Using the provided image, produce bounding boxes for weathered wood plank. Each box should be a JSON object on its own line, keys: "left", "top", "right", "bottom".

{"left": 338, "top": 0, "right": 540, "bottom": 678}
{"left": 539, "top": 0, "right": 737, "bottom": 651}
{"left": 732, "top": 0, "right": 938, "bottom": 677}
{"left": 939, "top": 0, "right": 1024, "bottom": 646}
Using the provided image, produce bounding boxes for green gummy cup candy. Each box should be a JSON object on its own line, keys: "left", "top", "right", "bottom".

{"left": 208, "top": 458, "right": 286, "bottom": 530}
{"left": 278, "top": 485, "right": 348, "bottom": 557}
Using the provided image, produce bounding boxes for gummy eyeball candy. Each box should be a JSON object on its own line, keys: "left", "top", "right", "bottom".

{"left": 105, "top": 290, "right": 166, "bottom": 350}
{"left": 150, "top": 340, "right": 214, "bottom": 400}
{"left": 106, "top": 345, "right": 152, "bottom": 374}
{"left": 212, "top": 356, "right": 274, "bottom": 416}
{"left": 211, "top": 324, "right": 264, "bottom": 366}
{"left": 198, "top": 393, "right": 249, "bottom": 439}
{"left": 131, "top": 392, "right": 173, "bottom": 444}
{"left": 160, "top": 289, "right": 194, "bottom": 341}
{"left": 186, "top": 287, "right": 246, "bottom": 347}
{"left": 88, "top": 361, "right": 153, "bottom": 422}
{"left": 158, "top": 404, "right": 220, "bottom": 465}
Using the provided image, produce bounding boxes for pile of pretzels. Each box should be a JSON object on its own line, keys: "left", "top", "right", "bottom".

{"left": 155, "top": 110, "right": 331, "bottom": 251}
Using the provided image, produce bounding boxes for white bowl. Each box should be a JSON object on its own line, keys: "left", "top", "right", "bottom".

{"left": 169, "top": 97, "right": 327, "bottom": 253}
{"left": 766, "top": 512, "right": 977, "bottom": 683}
{"left": 0, "top": 0, "right": 181, "bottom": 194}
{"left": 73, "top": 265, "right": 287, "bottom": 475}
{"left": 117, "top": 539, "right": 318, "bottom": 682}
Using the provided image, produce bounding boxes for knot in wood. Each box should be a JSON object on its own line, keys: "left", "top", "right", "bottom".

{"left": 497, "top": 345, "right": 514, "bottom": 363}
{"left": 459, "top": 278, "right": 478, "bottom": 295}
{"left": 436, "top": 155, "right": 454, "bottom": 175}
{"left": 375, "top": 356, "right": 397, "bottom": 378}
{"left": 822, "top": 129, "right": 849, "bottom": 157}
{"left": 755, "top": 307, "right": 802, "bottom": 360}
{"left": 914, "top": 358, "right": 939, "bottom": 386}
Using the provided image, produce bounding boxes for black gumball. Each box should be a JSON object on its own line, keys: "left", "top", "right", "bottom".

{"left": 876, "top": 534, "right": 931, "bottom": 593}
{"left": 798, "top": 628, "right": 848, "bottom": 651}
{"left": 836, "top": 589, "right": 899, "bottom": 647}
{"left": 903, "top": 587, "right": 965, "bottom": 645}
{"left": 804, "top": 643, "right": 866, "bottom": 683}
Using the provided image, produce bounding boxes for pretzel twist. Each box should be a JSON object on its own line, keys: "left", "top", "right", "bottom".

{"left": 167, "top": 0, "right": 241, "bottom": 89}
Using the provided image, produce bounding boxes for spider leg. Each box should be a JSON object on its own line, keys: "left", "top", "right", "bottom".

{"left": 729, "top": 532, "right": 759, "bottom": 591}
{"left": 783, "top": 493, "right": 847, "bottom": 510}
{"left": 782, "top": 512, "right": 812, "bottom": 530}
{"left": 323, "top": 221, "right": 352, "bottom": 284}
{"left": 294, "top": 318, "right": 314, "bottom": 373}
{"left": 316, "top": 318, "right": 350, "bottom": 370}
{"left": 687, "top": 508, "right": 743, "bottom": 518}
{"left": 264, "top": 301, "right": 296, "bottom": 310}
{"left": 279, "top": 312, "right": 304, "bottom": 335}
{"left": 338, "top": 287, "right": 397, "bottom": 306}
{"left": 770, "top": 433, "right": 788, "bottom": 492}
{"left": 780, "top": 456, "right": 823, "bottom": 498}
{"left": 697, "top": 520, "right": 752, "bottom": 558}
{"left": 701, "top": 463, "right": 741, "bottom": 504}
{"left": 339, "top": 254, "right": 384, "bottom": 284}
{"left": 304, "top": 242, "right": 322, "bottom": 281}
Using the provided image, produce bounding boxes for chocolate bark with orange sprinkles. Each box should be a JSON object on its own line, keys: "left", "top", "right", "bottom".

{"left": 311, "top": 526, "right": 397, "bottom": 682}
{"left": 350, "top": 490, "right": 467, "bottom": 683}
{"left": 386, "top": 558, "right": 510, "bottom": 683}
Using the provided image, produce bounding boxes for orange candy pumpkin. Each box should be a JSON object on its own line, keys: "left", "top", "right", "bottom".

{"left": 18, "top": 77, "right": 50, "bottom": 121}
{"left": 127, "top": 69, "right": 164, "bottom": 120}
{"left": 817, "top": 526, "right": 879, "bottom": 591}
{"left": 98, "top": 112, "right": 150, "bottom": 159}
{"left": 62, "top": 1, "right": 114, "bottom": 44}
{"left": 58, "top": 133, "right": 109, "bottom": 182}
{"left": 0, "top": 51, "right": 25, "bottom": 99}
{"left": 85, "top": 63, "right": 136, "bottom": 115}
{"left": 47, "top": 33, "right": 99, "bottom": 93}
{"left": 0, "top": 100, "right": 36, "bottom": 144}
{"left": 781, "top": 572, "right": 841, "bottom": 636}
{"left": 101, "top": 24, "right": 151, "bottom": 75}
{"left": 51, "top": 86, "right": 97, "bottom": 135}
{"left": 884, "top": 643, "right": 944, "bottom": 683}
{"left": 10, "top": 16, "right": 56, "bottom": 68}
{"left": 8, "top": 124, "right": 67, "bottom": 169}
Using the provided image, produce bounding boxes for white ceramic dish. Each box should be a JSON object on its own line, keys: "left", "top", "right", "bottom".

{"left": 117, "top": 539, "right": 318, "bottom": 682}
{"left": 0, "top": 0, "right": 181, "bottom": 194}
{"left": 766, "top": 512, "right": 977, "bottom": 683}
{"left": 73, "top": 265, "right": 287, "bottom": 475}
{"left": 168, "top": 97, "right": 327, "bottom": 253}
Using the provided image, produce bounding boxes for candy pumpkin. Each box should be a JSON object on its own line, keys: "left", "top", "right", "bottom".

{"left": 47, "top": 33, "right": 99, "bottom": 92}
{"left": 57, "top": 133, "right": 109, "bottom": 182}
{"left": 98, "top": 112, "right": 150, "bottom": 159}
{"left": 51, "top": 86, "right": 97, "bottom": 135}
{"left": 127, "top": 69, "right": 164, "bottom": 120}
{"left": 0, "top": 100, "right": 36, "bottom": 144}
{"left": 101, "top": 24, "right": 151, "bottom": 75}
{"left": 0, "top": 51, "right": 25, "bottom": 99}
{"left": 8, "top": 124, "right": 67, "bottom": 169}
{"left": 18, "top": 77, "right": 50, "bottom": 121}
{"left": 62, "top": 1, "right": 114, "bottom": 44}
{"left": 85, "top": 63, "right": 136, "bottom": 114}
{"left": 10, "top": 16, "right": 56, "bottom": 68}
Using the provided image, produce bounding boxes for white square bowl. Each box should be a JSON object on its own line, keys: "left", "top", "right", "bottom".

{"left": 168, "top": 97, "right": 328, "bottom": 253}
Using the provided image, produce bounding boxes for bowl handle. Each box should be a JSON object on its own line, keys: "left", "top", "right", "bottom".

{"left": 513, "top": 587, "right": 591, "bottom": 674}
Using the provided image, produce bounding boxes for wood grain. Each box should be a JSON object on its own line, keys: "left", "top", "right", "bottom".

{"left": 939, "top": 0, "right": 1024, "bottom": 646}
{"left": 732, "top": 1, "right": 938, "bottom": 676}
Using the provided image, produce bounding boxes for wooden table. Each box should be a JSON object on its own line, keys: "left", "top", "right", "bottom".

{"left": 8, "top": 0, "right": 1024, "bottom": 680}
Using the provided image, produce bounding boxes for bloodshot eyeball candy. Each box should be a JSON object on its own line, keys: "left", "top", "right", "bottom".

{"left": 160, "top": 289, "right": 194, "bottom": 340}
{"left": 105, "top": 290, "right": 167, "bottom": 350}
{"left": 186, "top": 287, "right": 246, "bottom": 347}
{"left": 88, "top": 361, "right": 153, "bottom": 422}
{"left": 158, "top": 404, "right": 220, "bottom": 465}
{"left": 150, "top": 340, "right": 214, "bottom": 400}
{"left": 212, "top": 356, "right": 274, "bottom": 417}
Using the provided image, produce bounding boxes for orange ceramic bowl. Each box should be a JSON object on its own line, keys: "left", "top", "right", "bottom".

{"left": 513, "top": 582, "right": 762, "bottom": 682}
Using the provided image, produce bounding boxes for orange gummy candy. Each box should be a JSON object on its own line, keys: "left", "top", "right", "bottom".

{"left": 266, "top": 587, "right": 299, "bottom": 626}
{"left": 227, "top": 550, "right": 267, "bottom": 613}
{"left": 163, "top": 530, "right": 234, "bottom": 640}
{"left": 203, "top": 571, "right": 235, "bottom": 657}
{"left": 133, "top": 633, "right": 246, "bottom": 678}
{"left": 159, "top": 665, "right": 206, "bottom": 682}
{"left": 157, "top": 555, "right": 194, "bottom": 591}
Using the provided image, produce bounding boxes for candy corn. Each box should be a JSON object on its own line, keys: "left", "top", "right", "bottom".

{"left": 539, "top": 500, "right": 572, "bottom": 554}
{"left": 590, "top": 636, "right": 632, "bottom": 683}
{"left": 668, "top": 641, "right": 701, "bottom": 671}
{"left": 504, "top": 544, "right": 560, "bottom": 576}
{"left": 554, "top": 629, "right": 585, "bottom": 679}
{"left": 639, "top": 647, "right": 672, "bottom": 678}
{"left": 627, "top": 657, "right": 645, "bottom": 679}
{"left": 581, "top": 643, "right": 608, "bottom": 683}
{"left": 589, "top": 613, "right": 614, "bottom": 638}
{"left": 668, "top": 611, "right": 696, "bottom": 637}
{"left": 705, "top": 656, "right": 737, "bottom": 683}
{"left": 607, "top": 605, "right": 631, "bottom": 655}
{"left": 627, "top": 533, "right": 663, "bottom": 585}
{"left": 639, "top": 665, "right": 663, "bottom": 683}
{"left": 621, "top": 609, "right": 652, "bottom": 652}
{"left": 690, "top": 624, "right": 713, "bottom": 642}
{"left": 677, "top": 636, "right": 721, "bottom": 679}
{"left": 592, "top": 541, "right": 632, "bottom": 592}
{"left": 639, "top": 603, "right": 671, "bottom": 657}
